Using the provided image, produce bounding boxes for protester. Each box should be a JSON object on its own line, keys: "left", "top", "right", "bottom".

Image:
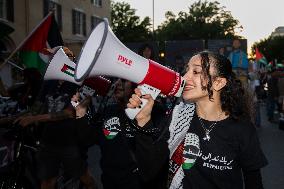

{"left": 228, "top": 39, "right": 249, "bottom": 85}
{"left": 248, "top": 62, "right": 261, "bottom": 127}
{"left": 84, "top": 78, "right": 167, "bottom": 189}
{"left": 14, "top": 47, "right": 97, "bottom": 189}
{"left": 128, "top": 51, "right": 268, "bottom": 189}
{"left": 5, "top": 68, "right": 43, "bottom": 111}
{"left": 71, "top": 91, "right": 99, "bottom": 189}
{"left": 266, "top": 70, "right": 279, "bottom": 122}
{"left": 14, "top": 80, "right": 96, "bottom": 189}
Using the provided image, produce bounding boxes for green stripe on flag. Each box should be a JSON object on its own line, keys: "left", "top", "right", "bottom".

{"left": 257, "top": 58, "right": 268, "bottom": 65}
{"left": 182, "top": 162, "right": 194, "bottom": 170}
{"left": 20, "top": 51, "right": 47, "bottom": 74}
{"left": 106, "top": 134, "right": 117, "bottom": 140}
{"left": 61, "top": 64, "right": 75, "bottom": 77}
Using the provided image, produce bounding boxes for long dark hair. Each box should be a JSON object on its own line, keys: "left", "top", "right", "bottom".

{"left": 198, "top": 51, "right": 253, "bottom": 121}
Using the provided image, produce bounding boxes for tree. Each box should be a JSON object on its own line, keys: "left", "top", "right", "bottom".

{"left": 156, "top": 0, "right": 242, "bottom": 41}
{"left": 252, "top": 36, "right": 284, "bottom": 62}
{"left": 111, "top": 2, "right": 152, "bottom": 42}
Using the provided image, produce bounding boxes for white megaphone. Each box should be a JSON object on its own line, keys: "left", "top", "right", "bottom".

{"left": 45, "top": 48, "right": 112, "bottom": 107}
{"left": 44, "top": 48, "right": 83, "bottom": 85}
{"left": 74, "top": 19, "right": 185, "bottom": 119}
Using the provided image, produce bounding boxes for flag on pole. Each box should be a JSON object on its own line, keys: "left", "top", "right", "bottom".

{"left": 255, "top": 48, "right": 268, "bottom": 66}
{"left": 19, "top": 12, "right": 63, "bottom": 73}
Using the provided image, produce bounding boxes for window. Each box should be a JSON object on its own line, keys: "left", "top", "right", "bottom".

{"left": 72, "top": 10, "right": 86, "bottom": 36}
{"left": 91, "top": 0, "right": 102, "bottom": 7}
{"left": 91, "top": 15, "right": 101, "bottom": 30}
{"left": 0, "top": 0, "right": 14, "bottom": 22}
{"left": 43, "top": 0, "right": 62, "bottom": 30}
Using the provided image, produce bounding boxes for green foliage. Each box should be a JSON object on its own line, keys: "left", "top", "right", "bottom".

{"left": 111, "top": 1, "right": 152, "bottom": 42}
{"left": 252, "top": 36, "right": 284, "bottom": 62}
{"left": 155, "top": 0, "right": 241, "bottom": 41}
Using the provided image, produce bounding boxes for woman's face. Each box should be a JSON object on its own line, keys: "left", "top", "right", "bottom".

{"left": 182, "top": 55, "right": 212, "bottom": 101}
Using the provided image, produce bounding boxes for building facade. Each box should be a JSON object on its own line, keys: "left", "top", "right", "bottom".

{"left": 0, "top": 0, "right": 110, "bottom": 87}
{"left": 0, "top": 0, "right": 110, "bottom": 57}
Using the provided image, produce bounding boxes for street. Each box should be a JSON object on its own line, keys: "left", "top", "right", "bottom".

{"left": 258, "top": 104, "right": 284, "bottom": 188}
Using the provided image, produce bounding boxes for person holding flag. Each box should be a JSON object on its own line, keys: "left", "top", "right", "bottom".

{"left": 2, "top": 11, "right": 99, "bottom": 186}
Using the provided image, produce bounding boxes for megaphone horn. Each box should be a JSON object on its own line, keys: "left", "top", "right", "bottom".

{"left": 44, "top": 48, "right": 82, "bottom": 85}
{"left": 75, "top": 19, "right": 185, "bottom": 119}
{"left": 45, "top": 47, "right": 112, "bottom": 100}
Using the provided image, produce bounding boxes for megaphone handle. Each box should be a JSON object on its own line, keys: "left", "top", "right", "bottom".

{"left": 125, "top": 84, "right": 161, "bottom": 120}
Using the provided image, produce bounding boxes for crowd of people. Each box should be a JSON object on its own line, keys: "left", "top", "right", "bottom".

{"left": 1, "top": 41, "right": 284, "bottom": 189}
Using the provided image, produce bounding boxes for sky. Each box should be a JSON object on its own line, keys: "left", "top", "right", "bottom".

{"left": 113, "top": 0, "right": 284, "bottom": 52}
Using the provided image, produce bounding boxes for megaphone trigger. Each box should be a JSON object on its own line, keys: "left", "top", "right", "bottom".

{"left": 125, "top": 84, "right": 161, "bottom": 120}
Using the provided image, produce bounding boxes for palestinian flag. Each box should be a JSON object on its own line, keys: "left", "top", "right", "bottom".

{"left": 255, "top": 48, "right": 268, "bottom": 66}
{"left": 103, "top": 128, "right": 119, "bottom": 140}
{"left": 267, "top": 61, "right": 273, "bottom": 71}
{"left": 182, "top": 160, "right": 195, "bottom": 170}
{"left": 19, "top": 12, "right": 63, "bottom": 73}
{"left": 61, "top": 64, "right": 75, "bottom": 77}
{"left": 276, "top": 62, "right": 284, "bottom": 69}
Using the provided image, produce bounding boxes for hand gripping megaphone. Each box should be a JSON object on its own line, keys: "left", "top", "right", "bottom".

{"left": 74, "top": 19, "right": 185, "bottom": 119}
{"left": 44, "top": 47, "right": 112, "bottom": 106}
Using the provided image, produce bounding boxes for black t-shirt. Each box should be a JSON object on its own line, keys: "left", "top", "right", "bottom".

{"left": 91, "top": 104, "right": 141, "bottom": 189}
{"left": 183, "top": 114, "right": 268, "bottom": 189}
{"left": 90, "top": 103, "right": 167, "bottom": 189}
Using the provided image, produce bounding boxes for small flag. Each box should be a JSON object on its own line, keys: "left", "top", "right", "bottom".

{"left": 255, "top": 48, "right": 268, "bottom": 66}
{"left": 103, "top": 128, "right": 119, "bottom": 140}
{"left": 61, "top": 64, "right": 75, "bottom": 77}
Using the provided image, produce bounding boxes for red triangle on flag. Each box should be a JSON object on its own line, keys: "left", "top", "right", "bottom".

{"left": 21, "top": 15, "right": 53, "bottom": 52}
{"left": 18, "top": 12, "right": 63, "bottom": 73}
{"left": 255, "top": 48, "right": 264, "bottom": 61}
{"left": 103, "top": 128, "right": 111, "bottom": 136}
{"left": 61, "top": 64, "right": 69, "bottom": 72}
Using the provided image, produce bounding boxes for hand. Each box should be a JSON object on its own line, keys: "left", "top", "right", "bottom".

{"left": 75, "top": 105, "right": 87, "bottom": 119}
{"left": 127, "top": 88, "right": 154, "bottom": 127}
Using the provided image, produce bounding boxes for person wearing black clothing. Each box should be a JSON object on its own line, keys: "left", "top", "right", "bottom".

{"left": 14, "top": 47, "right": 97, "bottom": 189}
{"left": 266, "top": 70, "right": 279, "bottom": 122}
{"left": 128, "top": 51, "right": 268, "bottom": 189}
{"left": 86, "top": 79, "right": 167, "bottom": 189}
{"left": 15, "top": 80, "right": 97, "bottom": 189}
{"left": 4, "top": 68, "right": 43, "bottom": 112}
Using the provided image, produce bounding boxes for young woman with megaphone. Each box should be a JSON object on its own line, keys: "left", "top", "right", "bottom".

{"left": 127, "top": 51, "right": 267, "bottom": 189}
